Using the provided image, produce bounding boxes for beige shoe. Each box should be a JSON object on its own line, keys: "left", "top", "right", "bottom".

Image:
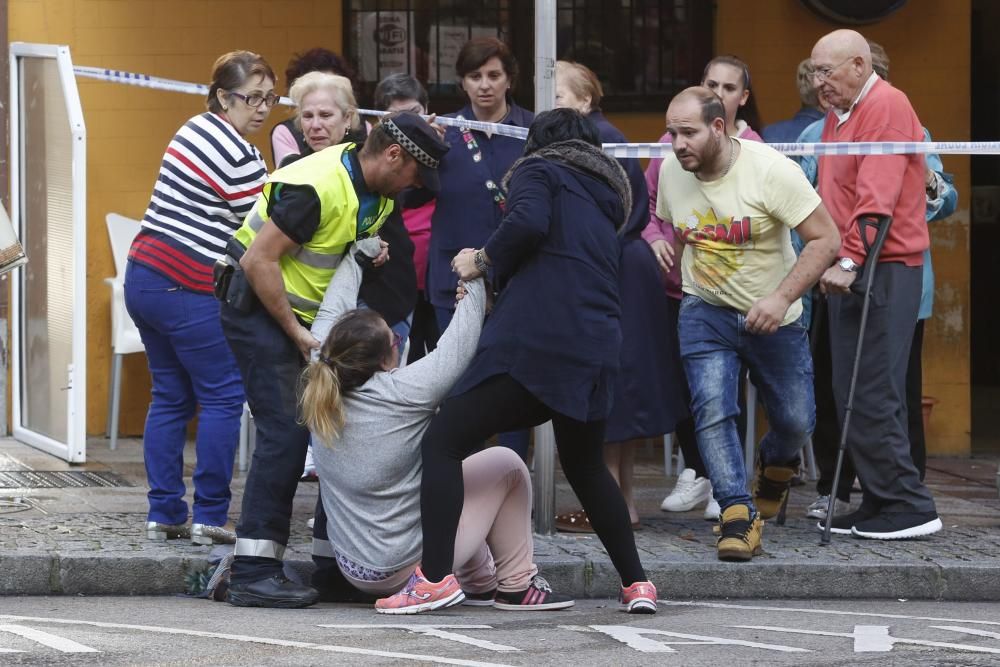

{"left": 146, "top": 521, "right": 190, "bottom": 541}
{"left": 716, "top": 504, "right": 763, "bottom": 562}
{"left": 191, "top": 522, "right": 236, "bottom": 546}
{"left": 752, "top": 462, "right": 797, "bottom": 520}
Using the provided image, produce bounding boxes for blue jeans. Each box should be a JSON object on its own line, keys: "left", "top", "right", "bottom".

{"left": 124, "top": 262, "right": 245, "bottom": 526}
{"left": 678, "top": 295, "right": 815, "bottom": 513}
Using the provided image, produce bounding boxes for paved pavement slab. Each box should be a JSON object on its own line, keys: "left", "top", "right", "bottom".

{"left": 1, "top": 437, "right": 999, "bottom": 599}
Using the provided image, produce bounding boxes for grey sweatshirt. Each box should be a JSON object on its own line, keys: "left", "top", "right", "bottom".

{"left": 310, "top": 252, "right": 486, "bottom": 572}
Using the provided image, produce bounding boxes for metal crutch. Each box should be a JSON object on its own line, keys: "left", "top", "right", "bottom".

{"left": 821, "top": 215, "right": 893, "bottom": 546}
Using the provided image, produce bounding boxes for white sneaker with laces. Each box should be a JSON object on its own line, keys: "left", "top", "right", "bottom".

{"left": 661, "top": 468, "right": 712, "bottom": 512}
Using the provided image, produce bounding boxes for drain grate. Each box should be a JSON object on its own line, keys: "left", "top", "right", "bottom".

{"left": 0, "top": 470, "right": 134, "bottom": 489}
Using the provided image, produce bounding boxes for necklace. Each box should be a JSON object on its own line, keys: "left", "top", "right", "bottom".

{"left": 721, "top": 136, "right": 738, "bottom": 178}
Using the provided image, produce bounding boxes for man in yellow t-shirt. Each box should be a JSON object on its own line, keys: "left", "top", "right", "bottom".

{"left": 655, "top": 87, "right": 840, "bottom": 562}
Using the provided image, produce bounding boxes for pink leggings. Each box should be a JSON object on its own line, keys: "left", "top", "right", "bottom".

{"left": 341, "top": 447, "right": 537, "bottom": 596}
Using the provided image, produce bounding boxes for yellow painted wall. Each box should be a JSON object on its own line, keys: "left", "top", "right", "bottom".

{"left": 716, "top": 0, "right": 971, "bottom": 455}
{"left": 611, "top": 0, "right": 971, "bottom": 455}
{"left": 9, "top": 0, "right": 344, "bottom": 436}
{"left": 9, "top": 0, "right": 972, "bottom": 454}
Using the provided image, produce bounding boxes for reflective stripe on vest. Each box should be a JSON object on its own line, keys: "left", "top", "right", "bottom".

{"left": 233, "top": 143, "right": 394, "bottom": 322}
{"left": 234, "top": 537, "right": 286, "bottom": 560}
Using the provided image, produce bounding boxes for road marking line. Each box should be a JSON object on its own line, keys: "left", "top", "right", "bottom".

{"left": 932, "top": 626, "right": 1000, "bottom": 640}
{"left": 319, "top": 625, "right": 520, "bottom": 652}
{"left": 737, "top": 624, "right": 1000, "bottom": 655}
{"left": 0, "top": 615, "right": 510, "bottom": 667}
{"left": 0, "top": 625, "right": 98, "bottom": 653}
{"left": 575, "top": 625, "right": 809, "bottom": 654}
{"left": 661, "top": 601, "right": 1000, "bottom": 626}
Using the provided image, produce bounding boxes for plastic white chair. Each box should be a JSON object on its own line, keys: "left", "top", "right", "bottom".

{"left": 104, "top": 213, "right": 146, "bottom": 450}
{"left": 105, "top": 213, "right": 254, "bottom": 465}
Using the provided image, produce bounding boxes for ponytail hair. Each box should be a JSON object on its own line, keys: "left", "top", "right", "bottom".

{"left": 299, "top": 309, "right": 393, "bottom": 445}
{"left": 702, "top": 54, "right": 762, "bottom": 132}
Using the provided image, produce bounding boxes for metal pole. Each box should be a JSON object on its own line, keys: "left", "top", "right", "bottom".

{"left": 534, "top": 0, "right": 556, "bottom": 112}
{"left": 532, "top": 0, "right": 557, "bottom": 536}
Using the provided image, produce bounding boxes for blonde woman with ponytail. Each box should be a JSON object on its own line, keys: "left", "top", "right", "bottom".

{"left": 303, "top": 244, "right": 574, "bottom": 614}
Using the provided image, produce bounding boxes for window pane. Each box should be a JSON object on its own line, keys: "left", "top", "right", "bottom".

{"left": 19, "top": 57, "right": 75, "bottom": 443}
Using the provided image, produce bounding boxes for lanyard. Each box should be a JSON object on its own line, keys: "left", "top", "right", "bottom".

{"left": 456, "top": 115, "right": 507, "bottom": 211}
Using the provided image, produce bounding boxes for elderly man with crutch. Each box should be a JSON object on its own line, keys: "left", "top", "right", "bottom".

{"left": 813, "top": 29, "right": 942, "bottom": 540}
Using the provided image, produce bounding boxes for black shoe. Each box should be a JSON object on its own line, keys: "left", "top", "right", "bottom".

{"left": 816, "top": 507, "right": 876, "bottom": 535}
{"left": 311, "top": 568, "right": 379, "bottom": 604}
{"left": 227, "top": 575, "right": 320, "bottom": 608}
{"left": 851, "top": 511, "right": 943, "bottom": 540}
{"left": 462, "top": 588, "right": 497, "bottom": 607}
{"left": 494, "top": 576, "right": 574, "bottom": 611}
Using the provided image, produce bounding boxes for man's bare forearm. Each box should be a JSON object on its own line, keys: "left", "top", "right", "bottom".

{"left": 772, "top": 236, "right": 840, "bottom": 304}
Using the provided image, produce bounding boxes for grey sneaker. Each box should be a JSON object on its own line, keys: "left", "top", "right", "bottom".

{"left": 191, "top": 522, "right": 236, "bottom": 546}
{"left": 146, "top": 521, "right": 190, "bottom": 541}
{"left": 805, "top": 495, "right": 850, "bottom": 520}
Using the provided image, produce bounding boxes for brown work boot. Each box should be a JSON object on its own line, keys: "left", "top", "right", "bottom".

{"left": 716, "top": 504, "right": 763, "bottom": 562}
{"left": 752, "top": 462, "right": 797, "bottom": 520}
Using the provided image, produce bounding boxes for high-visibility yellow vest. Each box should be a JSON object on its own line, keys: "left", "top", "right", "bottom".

{"left": 234, "top": 143, "right": 393, "bottom": 323}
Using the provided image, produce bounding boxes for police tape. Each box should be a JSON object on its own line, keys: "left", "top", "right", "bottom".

{"left": 74, "top": 65, "right": 999, "bottom": 158}
{"left": 603, "top": 141, "right": 1000, "bottom": 158}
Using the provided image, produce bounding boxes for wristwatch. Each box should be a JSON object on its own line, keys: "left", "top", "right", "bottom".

{"left": 837, "top": 257, "right": 860, "bottom": 273}
{"left": 473, "top": 248, "right": 490, "bottom": 275}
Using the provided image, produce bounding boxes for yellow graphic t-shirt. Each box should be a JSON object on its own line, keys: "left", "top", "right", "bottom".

{"left": 656, "top": 138, "right": 821, "bottom": 325}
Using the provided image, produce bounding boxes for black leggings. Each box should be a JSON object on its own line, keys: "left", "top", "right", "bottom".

{"left": 419, "top": 373, "right": 647, "bottom": 587}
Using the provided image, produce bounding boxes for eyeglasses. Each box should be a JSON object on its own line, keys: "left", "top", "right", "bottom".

{"left": 228, "top": 91, "right": 279, "bottom": 108}
{"left": 811, "top": 57, "right": 855, "bottom": 82}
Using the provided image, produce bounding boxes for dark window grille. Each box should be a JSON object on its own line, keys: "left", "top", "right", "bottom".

{"left": 344, "top": 0, "right": 713, "bottom": 113}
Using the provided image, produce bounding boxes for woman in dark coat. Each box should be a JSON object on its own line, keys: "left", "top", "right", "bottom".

{"left": 426, "top": 37, "right": 534, "bottom": 458}
{"left": 553, "top": 61, "right": 688, "bottom": 532}
{"left": 374, "top": 109, "right": 658, "bottom": 615}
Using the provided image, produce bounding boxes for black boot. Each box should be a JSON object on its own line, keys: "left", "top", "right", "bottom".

{"left": 228, "top": 575, "right": 320, "bottom": 608}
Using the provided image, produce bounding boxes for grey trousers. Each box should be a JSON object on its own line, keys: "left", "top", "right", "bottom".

{"left": 827, "top": 262, "right": 936, "bottom": 514}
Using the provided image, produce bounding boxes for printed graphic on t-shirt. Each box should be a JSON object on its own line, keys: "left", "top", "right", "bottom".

{"left": 676, "top": 207, "right": 754, "bottom": 297}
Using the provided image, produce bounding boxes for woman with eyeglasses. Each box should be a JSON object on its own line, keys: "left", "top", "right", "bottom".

{"left": 124, "top": 51, "right": 275, "bottom": 547}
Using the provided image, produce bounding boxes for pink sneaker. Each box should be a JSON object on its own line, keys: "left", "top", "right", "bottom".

{"left": 375, "top": 567, "right": 465, "bottom": 614}
{"left": 620, "top": 581, "right": 657, "bottom": 614}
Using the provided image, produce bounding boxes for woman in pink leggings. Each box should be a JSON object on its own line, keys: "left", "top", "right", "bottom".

{"left": 300, "top": 244, "right": 573, "bottom": 613}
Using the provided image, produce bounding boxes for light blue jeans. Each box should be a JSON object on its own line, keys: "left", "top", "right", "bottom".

{"left": 678, "top": 295, "right": 815, "bottom": 513}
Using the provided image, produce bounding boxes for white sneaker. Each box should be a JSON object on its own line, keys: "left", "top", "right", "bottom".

{"left": 301, "top": 446, "right": 318, "bottom": 481}
{"left": 661, "top": 468, "right": 712, "bottom": 512}
{"left": 703, "top": 497, "right": 721, "bottom": 521}
{"left": 805, "top": 495, "right": 851, "bottom": 520}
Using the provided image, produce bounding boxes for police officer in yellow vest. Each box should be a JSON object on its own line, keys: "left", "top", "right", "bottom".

{"left": 219, "top": 112, "right": 448, "bottom": 608}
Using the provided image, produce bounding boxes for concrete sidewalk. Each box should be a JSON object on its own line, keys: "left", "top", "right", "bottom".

{"left": 2, "top": 437, "right": 999, "bottom": 600}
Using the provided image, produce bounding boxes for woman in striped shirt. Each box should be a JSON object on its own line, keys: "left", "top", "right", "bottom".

{"left": 124, "top": 51, "right": 275, "bottom": 546}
